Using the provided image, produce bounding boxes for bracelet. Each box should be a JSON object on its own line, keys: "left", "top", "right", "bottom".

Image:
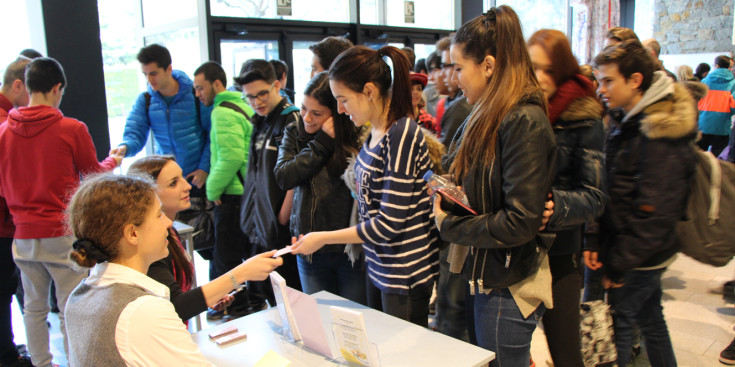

{"left": 228, "top": 272, "right": 242, "bottom": 291}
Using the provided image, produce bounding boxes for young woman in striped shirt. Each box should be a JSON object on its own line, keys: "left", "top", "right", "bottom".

{"left": 290, "top": 45, "right": 439, "bottom": 327}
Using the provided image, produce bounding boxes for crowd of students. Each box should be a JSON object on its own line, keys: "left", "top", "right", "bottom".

{"left": 1, "top": 4, "right": 733, "bottom": 367}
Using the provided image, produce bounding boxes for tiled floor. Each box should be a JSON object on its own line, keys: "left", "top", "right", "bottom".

{"left": 11, "top": 253, "right": 735, "bottom": 366}
{"left": 529, "top": 254, "right": 735, "bottom": 367}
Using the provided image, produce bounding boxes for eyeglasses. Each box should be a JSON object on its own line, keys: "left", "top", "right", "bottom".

{"left": 243, "top": 82, "right": 275, "bottom": 104}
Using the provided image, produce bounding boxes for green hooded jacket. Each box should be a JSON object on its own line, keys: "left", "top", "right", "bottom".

{"left": 205, "top": 91, "right": 254, "bottom": 201}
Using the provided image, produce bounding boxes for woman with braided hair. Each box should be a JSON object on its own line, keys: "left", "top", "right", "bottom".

{"left": 432, "top": 6, "right": 557, "bottom": 365}
{"left": 63, "top": 173, "right": 281, "bottom": 366}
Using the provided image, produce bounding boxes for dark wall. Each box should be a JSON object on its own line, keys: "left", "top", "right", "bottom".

{"left": 41, "top": 0, "right": 110, "bottom": 161}
{"left": 462, "top": 0, "right": 483, "bottom": 25}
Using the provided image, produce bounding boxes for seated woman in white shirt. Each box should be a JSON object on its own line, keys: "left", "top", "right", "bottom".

{"left": 64, "top": 173, "right": 283, "bottom": 366}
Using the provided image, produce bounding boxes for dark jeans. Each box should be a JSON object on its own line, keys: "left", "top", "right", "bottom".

{"left": 0, "top": 237, "right": 20, "bottom": 364}
{"left": 212, "top": 194, "right": 247, "bottom": 277}
{"left": 296, "top": 251, "right": 367, "bottom": 305}
{"left": 697, "top": 133, "right": 729, "bottom": 158}
{"left": 542, "top": 253, "right": 584, "bottom": 367}
{"left": 610, "top": 268, "right": 677, "bottom": 367}
{"left": 365, "top": 276, "right": 431, "bottom": 327}
{"left": 212, "top": 195, "right": 250, "bottom": 311}
{"left": 472, "top": 288, "right": 545, "bottom": 367}
{"left": 434, "top": 247, "right": 469, "bottom": 341}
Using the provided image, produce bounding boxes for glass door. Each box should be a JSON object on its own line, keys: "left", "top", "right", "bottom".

{"left": 219, "top": 39, "right": 280, "bottom": 91}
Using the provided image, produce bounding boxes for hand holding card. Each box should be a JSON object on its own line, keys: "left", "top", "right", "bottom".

{"left": 273, "top": 246, "right": 293, "bottom": 258}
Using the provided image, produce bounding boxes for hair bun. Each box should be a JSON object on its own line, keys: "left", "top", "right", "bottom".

{"left": 72, "top": 238, "right": 110, "bottom": 262}
{"left": 484, "top": 8, "right": 496, "bottom": 23}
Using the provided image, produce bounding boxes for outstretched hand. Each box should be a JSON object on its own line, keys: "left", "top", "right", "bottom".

{"left": 236, "top": 250, "right": 283, "bottom": 282}
{"left": 290, "top": 233, "right": 327, "bottom": 255}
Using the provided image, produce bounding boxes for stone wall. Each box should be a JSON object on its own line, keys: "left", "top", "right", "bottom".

{"left": 654, "top": 0, "right": 734, "bottom": 54}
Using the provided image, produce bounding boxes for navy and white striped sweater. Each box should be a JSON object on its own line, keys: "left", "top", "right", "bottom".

{"left": 355, "top": 118, "right": 439, "bottom": 294}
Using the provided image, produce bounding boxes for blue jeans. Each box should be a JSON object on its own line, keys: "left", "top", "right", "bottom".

{"left": 472, "top": 288, "right": 545, "bottom": 367}
{"left": 296, "top": 251, "right": 367, "bottom": 306}
{"left": 609, "top": 268, "right": 676, "bottom": 367}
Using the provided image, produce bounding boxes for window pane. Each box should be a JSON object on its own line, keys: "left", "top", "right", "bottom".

{"left": 144, "top": 28, "right": 202, "bottom": 78}
{"left": 364, "top": 42, "right": 405, "bottom": 50}
{"left": 495, "top": 1, "right": 567, "bottom": 38}
{"left": 361, "top": 0, "right": 454, "bottom": 30}
{"left": 413, "top": 44, "right": 436, "bottom": 62}
{"left": 219, "top": 40, "right": 280, "bottom": 91}
{"left": 142, "top": 0, "right": 197, "bottom": 28}
{"left": 98, "top": 0, "right": 148, "bottom": 172}
{"left": 292, "top": 41, "right": 316, "bottom": 106}
{"left": 0, "top": 1, "right": 33, "bottom": 80}
{"left": 209, "top": 0, "right": 350, "bottom": 23}
{"left": 634, "top": 0, "right": 654, "bottom": 41}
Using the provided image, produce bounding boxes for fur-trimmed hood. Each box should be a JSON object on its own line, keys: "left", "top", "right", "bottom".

{"left": 559, "top": 95, "right": 604, "bottom": 122}
{"left": 639, "top": 80, "right": 698, "bottom": 140}
{"left": 422, "top": 127, "right": 447, "bottom": 175}
{"left": 680, "top": 80, "right": 708, "bottom": 102}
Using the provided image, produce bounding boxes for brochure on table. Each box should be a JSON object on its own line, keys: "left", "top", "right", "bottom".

{"left": 270, "top": 271, "right": 335, "bottom": 358}
{"left": 330, "top": 306, "right": 381, "bottom": 367}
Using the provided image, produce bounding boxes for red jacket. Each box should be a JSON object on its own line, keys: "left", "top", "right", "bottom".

{"left": 0, "top": 94, "right": 15, "bottom": 238}
{"left": 0, "top": 105, "right": 116, "bottom": 239}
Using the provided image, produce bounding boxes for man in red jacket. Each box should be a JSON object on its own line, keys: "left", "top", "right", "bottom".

{"left": 0, "top": 56, "right": 32, "bottom": 367}
{"left": 0, "top": 57, "right": 122, "bottom": 367}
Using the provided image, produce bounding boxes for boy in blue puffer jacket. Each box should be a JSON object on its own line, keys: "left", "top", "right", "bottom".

{"left": 112, "top": 44, "right": 212, "bottom": 189}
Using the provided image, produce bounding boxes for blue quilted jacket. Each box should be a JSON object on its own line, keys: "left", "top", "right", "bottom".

{"left": 121, "top": 70, "right": 213, "bottom": 175}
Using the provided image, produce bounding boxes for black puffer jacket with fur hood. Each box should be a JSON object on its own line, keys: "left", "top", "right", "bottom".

{"left": 593, "top": 72, "right": 698, "bottom": 283}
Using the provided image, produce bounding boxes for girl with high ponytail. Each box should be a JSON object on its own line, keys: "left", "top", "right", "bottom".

{"left": 291, "top": 45, "right": 439, "bottom": 327}
{"left": 433, "top": 6, "right": 558, "bottom": 365}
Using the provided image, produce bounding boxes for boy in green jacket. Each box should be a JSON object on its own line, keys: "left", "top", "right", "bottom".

{"left": 193, "top": 61, "right": 254, "bottom": 318}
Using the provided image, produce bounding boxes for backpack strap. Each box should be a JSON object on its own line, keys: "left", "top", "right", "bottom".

{"left": 192, "top": 88, "right": 201, "bottom": 122}
{"left": 144, "top": 92, "right": 151, "bottom": 115}
{"left": 219, "top": 101, "right": 251, "bottom": 185}
{"left": 219, "top": 101, "right": 252, "bottom": 123}
{"left": 281, "top": 105, "right": 300, "bottom": 115}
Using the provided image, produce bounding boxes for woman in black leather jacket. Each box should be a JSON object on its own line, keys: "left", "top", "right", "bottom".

{"left": 528, "top": 29, "right": 606, "bottom": 367}
{"left": 434, "top": 7, "right": 557, "bottom": 365}
{"left": 273, "top": 72, "right": 366, "bottom": 305}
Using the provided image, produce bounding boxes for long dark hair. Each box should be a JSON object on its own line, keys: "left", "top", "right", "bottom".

{"left": 128, "top": 155, "right": 193, "bottom": 286}
{"left": 450, "top": 6, "right": 547, "bottom": 181}
{"left": 303, "top": 72, "right": 359, "bottom": 176}
{"left": 328, "top": 45, "right": 412, "bottom": 129}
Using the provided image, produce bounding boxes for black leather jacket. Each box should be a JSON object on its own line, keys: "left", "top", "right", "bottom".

{"left": 440, "top": 96, "right": 558, "bottom": 289}
{"left": 274, "top": 122, "right": 354, "bottom": 252}
{"left": 546, "top": 96, "right": 607, "bottom": 255}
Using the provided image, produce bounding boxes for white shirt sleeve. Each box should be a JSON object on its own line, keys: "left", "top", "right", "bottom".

{"left": 116, "top": 295, "right": 214, "bottom": 366}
